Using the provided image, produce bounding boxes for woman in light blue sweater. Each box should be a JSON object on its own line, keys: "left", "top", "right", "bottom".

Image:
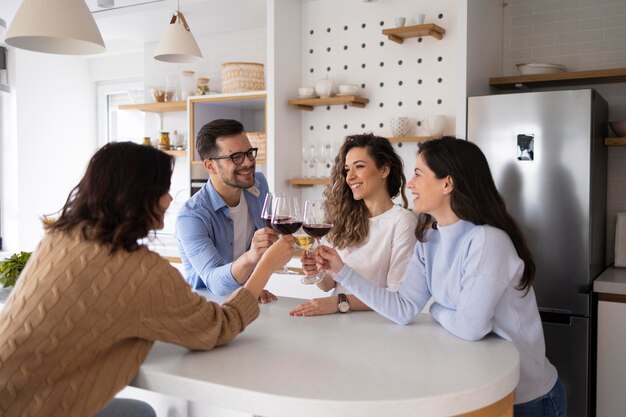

{"left": 315, "top": 137, "right": 566, "bottom": 417}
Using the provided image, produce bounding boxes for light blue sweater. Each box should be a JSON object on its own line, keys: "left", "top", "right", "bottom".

{"left": 334, "top": 219, "right": 558, "bottom": 404}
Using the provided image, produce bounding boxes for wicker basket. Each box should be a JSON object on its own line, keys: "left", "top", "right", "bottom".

{"left": 221, "top": 62, "right": 265, "bottom": 93}
{"left": 247, "top": 131, "right": 267, "bottom": 163}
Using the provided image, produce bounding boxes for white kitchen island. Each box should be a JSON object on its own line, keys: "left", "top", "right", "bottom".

{"left": 131, "top": 296, "right": 520, "bottom": 417}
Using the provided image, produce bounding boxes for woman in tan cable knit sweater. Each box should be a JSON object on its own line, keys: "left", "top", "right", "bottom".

{"left": 0, "top": 142, "right": 293, "bottom": 417}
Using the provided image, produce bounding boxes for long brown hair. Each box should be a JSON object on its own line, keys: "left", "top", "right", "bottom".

{"left": 415, "top": 137, "right": 536, "bottom": 291}
{"left": 324, "top": 134, "right": 408, "bottom": 249}
{"left": 46, "top": 142, "right": 174, "bottom": 252}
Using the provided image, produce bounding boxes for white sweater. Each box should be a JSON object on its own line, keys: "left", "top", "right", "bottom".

{"left": 334, "top": 219, "right": 558, "bottom": 404}
{"left": 332, "top": 205, "right": 417, "bottom": 294}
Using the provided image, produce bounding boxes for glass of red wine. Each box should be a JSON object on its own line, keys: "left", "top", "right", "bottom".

{"left": 262, "top": 193, "right": 292, "bottom": 274}
{"left": 270, "top": 195, "right": 302, "bottom": 274}
{"left": 302, "top": 200, "right": 333, "bottom": 284}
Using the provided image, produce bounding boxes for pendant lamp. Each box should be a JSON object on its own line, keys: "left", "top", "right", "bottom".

{"left": 154, "top": 2, "right": 203, "bottom": 63}
{"left": 4, "top": 0, "right": 105, "bottom": 55}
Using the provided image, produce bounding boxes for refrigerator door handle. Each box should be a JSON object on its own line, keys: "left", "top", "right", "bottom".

{"left": 539, "top": 309, "right": 572, "bottom": 325}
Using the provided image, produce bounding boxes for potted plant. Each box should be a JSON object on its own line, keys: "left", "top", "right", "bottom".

{"left": 0, "top": 251, "right": 31, "bottom": 288}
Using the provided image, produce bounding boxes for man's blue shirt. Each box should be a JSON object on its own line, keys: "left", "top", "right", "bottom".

{"left": 176, "top": 172, "right": 268, "bottom": 294}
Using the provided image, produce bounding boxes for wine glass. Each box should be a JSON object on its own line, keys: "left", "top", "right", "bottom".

{"left": 293, "top": 228, "right": 318, "bottom": 285}
{"left": 302, "top": 200, "right": 333, "bottom": 282}
{"left": 270, "top": 196, "right": 302, "bottom": 274}
{"left": 261, "top": 192, "right": 274, "bottom": 228}
{"left": 262, "top": 193, "right": 292, "bottom": 274}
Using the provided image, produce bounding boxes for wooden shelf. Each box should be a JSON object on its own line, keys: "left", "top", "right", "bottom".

{"left": 388, "top": 136, "right": 432, "bottom": 143}
{"left": 118, "top": 101, "right": 187, "bottom": 112}
{"left": 163, "top": 149, "right": 187, "bottom": 157}
{"left": 605, "top": 137, "right": 626, "bottom": 146}
{"left": 287, "top": 178, "right": 330, "bottom": 188}
{"left": 382, "top": 23, "right": 446, "bottom": 44}
{"left": 287, "top": 96, "right": 369, "bottom": 111}
{"left": 490, "top": 67, "right": 626, "bottom": 89}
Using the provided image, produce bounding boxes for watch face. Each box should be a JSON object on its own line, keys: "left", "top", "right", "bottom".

{"left": 338, "top": 301, "right": 350, "bottom": 313}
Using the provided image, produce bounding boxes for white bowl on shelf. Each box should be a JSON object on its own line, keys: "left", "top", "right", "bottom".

{"left": 338, "top": 84, "right": 359, "bottom": 95}
{"left": 515, "top": 63, "right": 566, "bottom": 75}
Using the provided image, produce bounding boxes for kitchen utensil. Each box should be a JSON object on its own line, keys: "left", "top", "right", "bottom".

{"left": 413, "top": 14, "right": 425, "bottom": 25}
{"left": 422, "top": 115, "right": 446, "bottom": 139}
{"left": 151, "top": 87, "right": 174, "bottom": 102}
{"left": 315, "top": 76, "right": 333, "bottom": 99}
{"left": 515, "top": 63, "right": 566, "bottom": 75}
{"left": 390, "top": 117, "right": 411, "bottom": 137}
{"left": 298, "top": 87, "right": 315, "bottom": 97}
{"left": 302, "top": 200, "right": 332, "bottom": 285}
{"left": 610, "top": 121, "right": 626, "bottom": 137}
{"left": 196, "top": 77, "right": 210, "bottom": 95}
{"left": 338, "top": 84, "right": 359, "bottom": 95}
{"left": 180, "top": 70, "right": 195, "bottom": 100}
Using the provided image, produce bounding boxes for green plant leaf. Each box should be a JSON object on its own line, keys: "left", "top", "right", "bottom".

{"left": 0, "top": 251, "right": 32, "bottom": 288}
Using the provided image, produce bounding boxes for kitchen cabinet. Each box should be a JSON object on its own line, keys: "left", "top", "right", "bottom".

{"left": 593, "top": 268, "right": 626, "bottom": 417}
{"left": 188, "top": 92, "right": 267, "bottom": 181}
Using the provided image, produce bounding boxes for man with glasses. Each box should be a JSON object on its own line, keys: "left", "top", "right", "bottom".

{"left": 176, "top": 119, "right": 279, "bottom": 302}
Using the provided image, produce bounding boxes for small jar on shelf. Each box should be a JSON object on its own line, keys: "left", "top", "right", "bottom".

{"left": 180, "top": 70, "right": 196, "bottom": 100}
{"left": 196, "top": 77, "right": 210, "bottom": 95}
{"left": 158, "top": 132, "right": 170, "bottom": 150}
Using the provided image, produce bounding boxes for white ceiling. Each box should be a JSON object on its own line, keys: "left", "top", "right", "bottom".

{"left": 0, "top": 0, "right": 267, "bottom": 52}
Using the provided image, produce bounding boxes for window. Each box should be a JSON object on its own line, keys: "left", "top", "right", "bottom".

{"left": 96, "top": 79, "right": 144, "bottom": 148}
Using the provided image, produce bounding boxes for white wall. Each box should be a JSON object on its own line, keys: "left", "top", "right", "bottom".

{"left": 4, "top": 50, "right": 97, "bottom": 251}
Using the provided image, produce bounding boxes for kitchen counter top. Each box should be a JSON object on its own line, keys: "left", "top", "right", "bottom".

{"left": 131, "top": 296, "right": 520, "bottom": 417}
{"left": 594, "top": 267, "right": 626, "bottom": 296}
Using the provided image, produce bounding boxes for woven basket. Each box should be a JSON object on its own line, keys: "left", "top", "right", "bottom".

{"left": 221, "top": 62, "right": 265, "bottom": 93}
{"left": 247, "top": 132, "right": 267, "bottom": 163}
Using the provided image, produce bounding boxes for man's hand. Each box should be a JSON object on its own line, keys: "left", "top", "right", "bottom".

{"left": 246, "top": 227, "right": 279, "bottom": 265}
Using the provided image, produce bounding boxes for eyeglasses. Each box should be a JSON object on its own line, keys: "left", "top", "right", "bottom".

{"left": 209, "top": 148, "right": 258, "bottom": 165}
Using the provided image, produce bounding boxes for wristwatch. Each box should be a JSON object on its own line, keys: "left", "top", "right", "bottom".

{"left": 337, "top": 293, "right": 350, "bottom": 313}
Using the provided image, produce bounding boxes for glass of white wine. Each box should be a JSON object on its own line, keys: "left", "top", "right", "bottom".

{"left": 293, "top": 228, "right": 319, "bottom": 285}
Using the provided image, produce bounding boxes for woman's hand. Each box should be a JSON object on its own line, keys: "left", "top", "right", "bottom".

{"left": 260, "top": 235, "right": 295, "bottom": 270}
{"left": 258, "top": 289, "right": 278, "bottom": 304}
{"left": 245, "top": 235, "right": 294, "bottom": 299}
{"left": 300, "top": 251, "right": 318, "bottom": 276}
{"left": 315, "top": 245, "right": 345, "bottom": 275}
{"left": 289, "top": 296, "right": 339, "bottom": 316}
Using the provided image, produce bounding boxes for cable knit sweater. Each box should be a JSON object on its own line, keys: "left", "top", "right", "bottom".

{"left": 0, "top": 229, "right": 260, "bottom": 417}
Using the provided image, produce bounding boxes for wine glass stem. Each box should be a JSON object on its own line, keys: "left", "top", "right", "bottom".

{"left": 316, "top": 238, "right": 326, "bottom": 278}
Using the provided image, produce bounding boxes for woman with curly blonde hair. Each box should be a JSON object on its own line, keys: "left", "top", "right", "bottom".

{"left": 290, "top": 133, "right": 417, "bottom": 316}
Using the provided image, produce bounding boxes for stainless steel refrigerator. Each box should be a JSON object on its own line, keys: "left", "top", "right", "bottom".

{"left": 467, "top": 89, "right": 608, "bottom": 417}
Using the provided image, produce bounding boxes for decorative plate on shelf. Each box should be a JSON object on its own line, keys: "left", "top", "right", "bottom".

{"left": 515, "top": 63, "right": 566, "bottom": 75}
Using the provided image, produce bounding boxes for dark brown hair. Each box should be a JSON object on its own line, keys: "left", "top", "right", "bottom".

{"left": 415, "top": 137, "right": 536, "bottom": 292}
{"left": 46, "top": 141, "right": 174, "bottom": 252}
{"left": 196, "top": 119, "right": 245, "bottom": 160}
{"left": 324, "top": 133, "right": 408, "bottom": 249}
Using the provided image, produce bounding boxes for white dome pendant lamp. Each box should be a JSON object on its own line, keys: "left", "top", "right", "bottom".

{"left": 154, "top": 1, "right": 203, "bottom": 63}
{"left": 4, "top": 0, "right": 105, "bottom": 55}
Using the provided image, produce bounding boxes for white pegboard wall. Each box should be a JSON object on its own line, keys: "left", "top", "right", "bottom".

{"left": 298, "top": 0, "right": 459, "bottom": 200}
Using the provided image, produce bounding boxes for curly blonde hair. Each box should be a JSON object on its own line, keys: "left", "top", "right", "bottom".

{"left": 323, "top": 134, "right": 408, "bottom": 250}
